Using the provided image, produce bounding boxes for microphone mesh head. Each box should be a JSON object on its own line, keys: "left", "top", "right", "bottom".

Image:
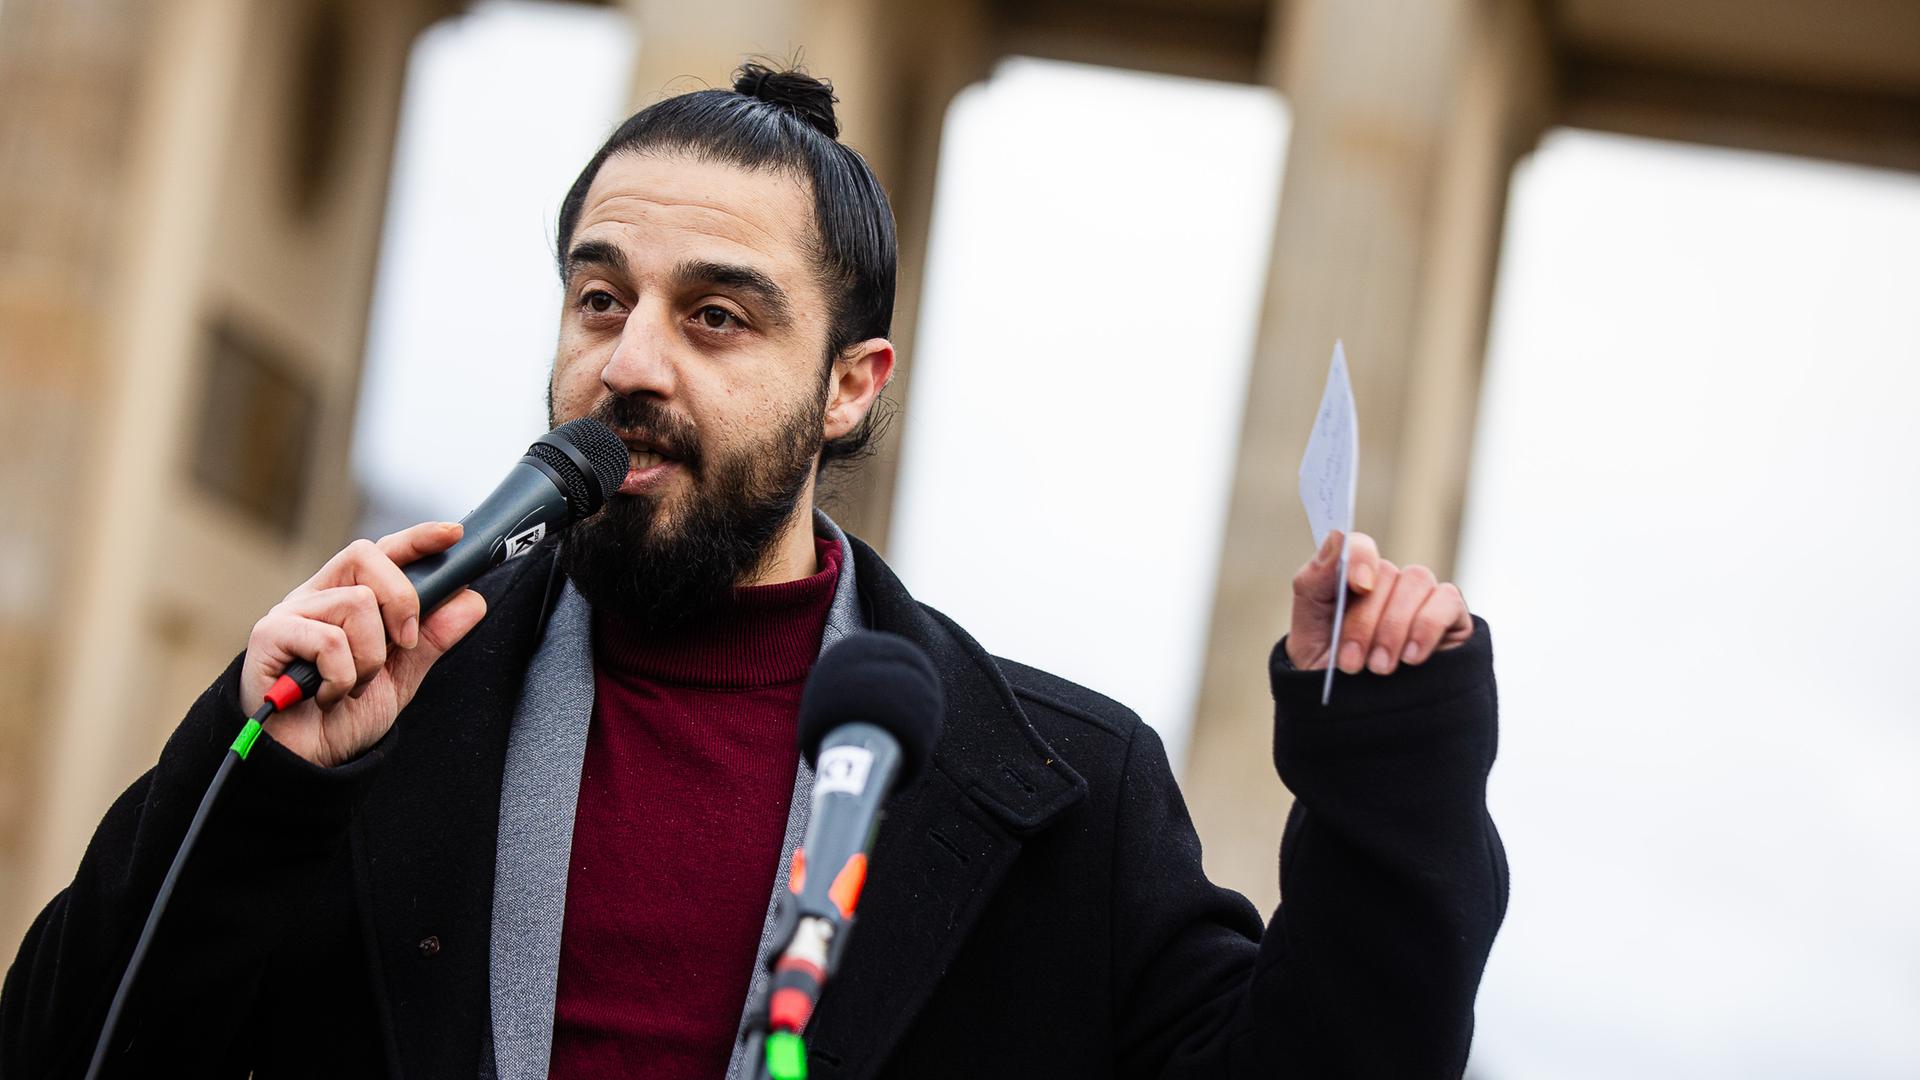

{"left": 529, "top": 418, "right": 628, "bottom": 518}
{"left": 800, "top": 631, "right": 944, "bottom": 787}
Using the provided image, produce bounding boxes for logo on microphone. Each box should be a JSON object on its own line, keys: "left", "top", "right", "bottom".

{"left": 504, "top": 523, "right": 547, "bottom": 559}
{"left": 816, "top": 745, "right": 874, "bottom": 796}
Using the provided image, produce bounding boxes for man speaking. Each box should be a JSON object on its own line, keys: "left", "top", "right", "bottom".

{"left": 1, "top": 63, "right": 1505, "bottom": 1078}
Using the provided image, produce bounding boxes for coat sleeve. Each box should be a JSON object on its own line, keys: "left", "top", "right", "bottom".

{"left": 1112, "top": 616, "right": 1506, "bottom": 1079}
{"left": 0, "top": 654, "right": 396, "bottom": 1078}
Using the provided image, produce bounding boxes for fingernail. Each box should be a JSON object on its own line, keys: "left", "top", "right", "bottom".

{"left": 1339, "top": 641, "right": 1364, "bottom": 673}
{"left": 1368, "top": 646, "right": 1392, "bottom": 674}
{"left": 1351, "top": 561, "right": 1373, "bottom": 591}
{"left": 402, "top": 616, "right": 419, "bottom": 648}
{"left": 1314, "top": 532, "right": 1337, "bottom": 565}
{"left": 1402, "top": 641, "right": 1422, "bottom": 664}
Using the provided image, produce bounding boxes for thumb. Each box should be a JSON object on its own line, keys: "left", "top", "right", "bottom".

{"left": 1293, "top": 530, "right": 1343, "bottom": 605}
{"left": 386, "top": 588, "right": 487, "bottom": 700}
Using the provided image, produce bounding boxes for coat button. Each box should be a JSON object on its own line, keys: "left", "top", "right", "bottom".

{"left": 418, "top": 935, "right": 441, "bottom": 958}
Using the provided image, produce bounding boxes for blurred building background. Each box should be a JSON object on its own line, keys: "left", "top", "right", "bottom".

{"left": 2, "top": 0, "right": 1916, "bottom": 1075}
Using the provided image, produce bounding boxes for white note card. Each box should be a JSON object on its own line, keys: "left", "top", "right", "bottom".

{"left": 1297, "top": 340, "right": 1359, "bottom": 704}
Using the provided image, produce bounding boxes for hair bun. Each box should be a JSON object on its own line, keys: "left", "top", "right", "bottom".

{"left": 733, "top": 61, "right": 840, "bottom": 139}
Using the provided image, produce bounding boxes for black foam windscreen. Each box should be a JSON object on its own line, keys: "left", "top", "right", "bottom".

{"left": 800, "top": 631, "right": 944, "bottom": 786}
{"left": 532, "top": 417, "right": 628, "bottom": 518}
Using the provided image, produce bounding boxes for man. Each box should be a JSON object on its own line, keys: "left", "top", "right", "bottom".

{"left": 2, "top": 64, "right": 1505, "bottom": 1078}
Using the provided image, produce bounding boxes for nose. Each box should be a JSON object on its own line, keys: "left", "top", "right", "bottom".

{"left": 600, "top": 300, "right": 678, "bottom": 401}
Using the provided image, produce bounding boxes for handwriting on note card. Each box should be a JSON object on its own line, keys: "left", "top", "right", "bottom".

{"left": 1297, "top": 341, "right": 1358, "bottom": 704}
{"left": 1298, "top": 340, "right": 1356, "bottom": 550}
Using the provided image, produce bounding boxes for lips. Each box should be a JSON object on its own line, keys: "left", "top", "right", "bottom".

{"left": 618, "top": 438, "right": 683, "bottom": 495}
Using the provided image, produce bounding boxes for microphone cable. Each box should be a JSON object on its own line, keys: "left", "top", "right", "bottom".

{"left": 82, "top": 670, "right": 313, "bottom": 1080}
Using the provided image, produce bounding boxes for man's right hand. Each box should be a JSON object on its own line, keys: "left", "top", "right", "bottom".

{"left": 241, "top": 521, "right": 489, "bottom": 767}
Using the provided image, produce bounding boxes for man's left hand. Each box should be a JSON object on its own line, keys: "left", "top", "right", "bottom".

{"left": 1286, "top": 530, "right": 1473, "bottom": 673}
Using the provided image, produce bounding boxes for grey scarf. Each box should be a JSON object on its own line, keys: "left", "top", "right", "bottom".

{"left": 486, "top": 510, "right": 865, "bottom": 1079}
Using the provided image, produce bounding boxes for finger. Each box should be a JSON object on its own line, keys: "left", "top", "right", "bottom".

{"left": 284, "top": 522, "right": 457, "bottom": 622}
{"left": 1292, "top": 530, "right": 1345, "bottom": 605}
{"left": 244, "top": 613, "right": 287, "bottom": 707}
{"left": 283, "top": 585, "right": 388, "bottom": 689}
{"left": 372, "top": 522, "right": 463, "bottom": 646}
{"left": 1338, "top": 558, "right": 1397, "bottom": 674}
{"left": 244, "top": 611, "right": 356, "bottom": 710}
{"left": 334, "top": 536, "right": 426, "bottom": 649}
{"left": 387, "top": 589, "right": 488, "bottom": 705}
{"left": 1403, "top": 584, "right": 1458, "bottom": 665}
{"left": 326, "top": 534, "right": 430, "bottom": 648}
{"left": 1434, "top": 583, "right": 1475, "bottom": 651}
{"left": 1344, "top": 532, "right": 1382, "bottom": 594}
{"left": 296, "top": 536, "right": 380, "bottom": 599}
{"left": 376, "top": 520, "right": 464, "bottom": 568}
{"left": 281, "top": 618, "right": 356, "bottom": 709}
{"left": 1368, "top": 564, "right": 1436, "bottom": 675}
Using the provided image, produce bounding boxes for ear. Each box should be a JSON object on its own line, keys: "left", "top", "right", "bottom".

{"left": 823, "top": 337, "right": 895, "bottom": 441}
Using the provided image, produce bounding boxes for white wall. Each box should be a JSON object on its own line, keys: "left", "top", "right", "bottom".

{"left": 1462, "top": 129, "right": 1920, "bottom": 1079}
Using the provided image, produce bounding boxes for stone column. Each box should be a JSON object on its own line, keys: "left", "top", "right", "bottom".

{"left": 18, "top": 0, "right": 449, "bottom": 939}
{"left": 0, "top": 0, "right": 159, "bottom": 944}
{"left": 1181, "top": 0, "right": 1551, "bottom": 912}
{"left": 814, "top": 0, "right": 993, "bottom": 548}
{"left": 618, "top": 0, "right": 992, "bottom": 549}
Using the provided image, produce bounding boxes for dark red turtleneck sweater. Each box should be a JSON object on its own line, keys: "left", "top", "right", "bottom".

{"left": 548, "top": 537, "right": 841, "bottom": 1078}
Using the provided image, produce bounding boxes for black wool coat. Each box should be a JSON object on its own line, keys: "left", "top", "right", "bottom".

{"left": 3, "top": 536, "right": 1507, "bottom": 1079}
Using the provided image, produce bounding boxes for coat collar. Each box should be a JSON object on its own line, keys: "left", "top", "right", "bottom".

{"left": 348, "top": 532, "right": 1088, "bottom": 1080}
{"left": 841, "top": 534, "right": 1087, "bottom": 835}
{"left": 799, "top": 536, "right": 1088, "bottom": 1079}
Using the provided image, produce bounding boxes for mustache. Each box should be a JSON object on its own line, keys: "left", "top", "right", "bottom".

{"left": 587, "top": 394, "right": 703, "bottom": 467}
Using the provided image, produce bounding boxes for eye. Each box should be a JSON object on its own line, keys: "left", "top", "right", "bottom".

{"left": 696, "top": 305, "right": 743, "bottom": 331}
{"left": 582, "top": 290, "right": 621, "bottom": 315}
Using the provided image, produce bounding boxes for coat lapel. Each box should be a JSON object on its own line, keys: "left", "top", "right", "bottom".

{"left": 349, "top": 547, "right": 558, "bottom": 1080}
{"left": 802, "top": 539, "right": 1088, "bottom": 1080}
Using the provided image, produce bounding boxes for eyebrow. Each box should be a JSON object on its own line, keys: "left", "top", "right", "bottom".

{"left": 673, "top": 259, "right": 794, "bottom": 329}
{"left": 563, "top": 239, "right": 627, "bottom": 285}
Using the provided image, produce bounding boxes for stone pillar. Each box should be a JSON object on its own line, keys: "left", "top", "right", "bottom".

{"left": 618, "top": 0, "right": 992, "bottom": 549}
{"left": 814, "top": 0, "right": 993, "bottom": 548}
{"left": 0, "top": 0, "right": 159, "bottom": 944}
{"left": 621, "top": 0, "right": 801, "bottom": 105}
{"left": 17, "top": 0, "right": 449, "bottom": 940}
{"left": 1181, "top": 0, "right": 1551, "bottom": 912}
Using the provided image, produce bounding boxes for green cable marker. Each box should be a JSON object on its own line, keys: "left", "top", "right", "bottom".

{"left": 765, "top": 1031, "right": 808, "bottom": 1080}
{"left": 231, "top": 717, "right": 264, "bottom": 760}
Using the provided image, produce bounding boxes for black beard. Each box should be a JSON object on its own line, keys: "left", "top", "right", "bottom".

{"left": 555, "top": 392, "right": 823, "bottom": 633}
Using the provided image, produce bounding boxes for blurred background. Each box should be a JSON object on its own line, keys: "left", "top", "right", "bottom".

{"left": 2, "top": 0, "right": 1916, "bottom": 1075}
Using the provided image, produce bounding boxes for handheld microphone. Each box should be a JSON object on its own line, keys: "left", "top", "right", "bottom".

{"left": 266, "top": 417, "right": 628, "bottom": 708}
{"left": 753, "top": 631, "right": 943, "bottom": 1073}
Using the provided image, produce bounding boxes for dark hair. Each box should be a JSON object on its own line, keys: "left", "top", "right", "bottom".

{"left": 555, "top": 61, "right": 897, "bottom": 472}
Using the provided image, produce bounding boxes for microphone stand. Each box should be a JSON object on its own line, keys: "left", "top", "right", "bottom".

{"left": 739, "top": 631, "right": 940, "bottom": 1080}
{"left": 737, "top": 894, "right": 820, "bottom": 1080}
{"left": 739, "top": 982, "right": 805, "bottom": 1080}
